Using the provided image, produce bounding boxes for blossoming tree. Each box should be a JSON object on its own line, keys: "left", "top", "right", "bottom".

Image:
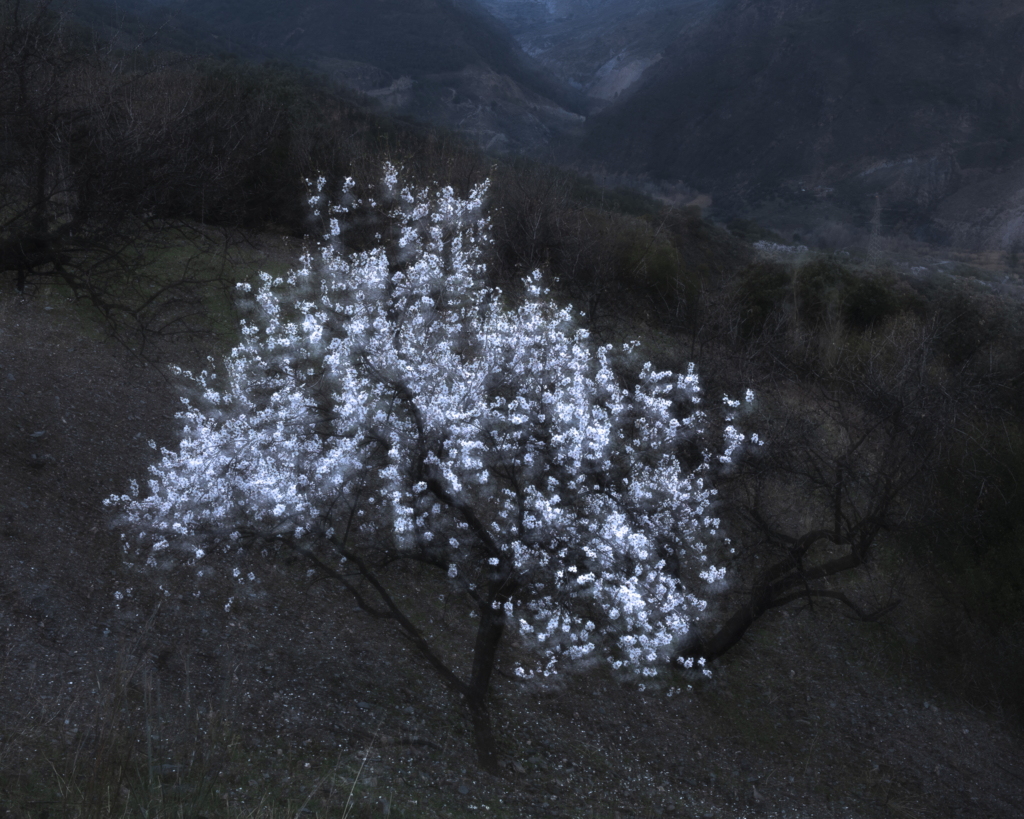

{"left": 109, "top": 170, "right": 750, "bottom": 771}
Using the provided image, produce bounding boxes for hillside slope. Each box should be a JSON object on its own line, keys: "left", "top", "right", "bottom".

{"left": 3, "top": 266, "right": 1024, "bottom": 818}
{"left": 98, "top": 0, "right": 592, "bottom": 153}
{"left": 578, "top": 0, "right": 1024, "bottom": 248}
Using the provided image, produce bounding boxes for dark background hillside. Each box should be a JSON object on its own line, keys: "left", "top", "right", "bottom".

{"left": 170, "top": 0, "right": 574, "bottom": 100}
{"left": 98, "top": 0, "right": 592, "bottom": 154}
{"left": 576, "top": 0, "right": 1024, "bottom": 248}
{"left": 479, "top": 0, "right": 713, "bottom": 100}
{"left": 79, "top": 0, "right": 1024, "bottom": 252}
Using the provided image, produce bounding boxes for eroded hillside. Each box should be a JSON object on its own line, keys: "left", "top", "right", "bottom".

{"left": 577, "top": 0, "right": 1024, "bottom": 250}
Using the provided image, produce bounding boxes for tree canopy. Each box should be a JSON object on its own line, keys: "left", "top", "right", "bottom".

{"left": 109, "top": 169, "right": 753, "bottom": 770}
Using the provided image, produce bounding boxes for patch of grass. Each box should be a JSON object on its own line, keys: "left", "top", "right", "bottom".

{"left": 0, "top": 670, "right": 429, "bottom": 819}
{"left": 28, "top": 225, "right": 302, "bottom": 363}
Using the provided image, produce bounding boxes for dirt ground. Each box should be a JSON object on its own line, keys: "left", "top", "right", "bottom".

{"left": 2, "top": 291, "right": 1023, "bottom": 818}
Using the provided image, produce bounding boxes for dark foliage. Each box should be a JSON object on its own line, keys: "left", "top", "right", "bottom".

{"left": 927, "top": 424, "right": 1024, "bottom": 629}
{"left": 735, "top": 256, "right": 918, "bottom": 338}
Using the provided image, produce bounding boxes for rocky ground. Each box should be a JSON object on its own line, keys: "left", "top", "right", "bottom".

{"left": 2, "top": 291, "right": 1023, "bottom": 818}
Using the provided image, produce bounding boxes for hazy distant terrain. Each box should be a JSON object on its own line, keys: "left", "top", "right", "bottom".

{"left": 481, "top": 0, "right": 1024, "bottom": 252}
{"left": 576, "top": 0, "right": 1024, "bottom": 250}
{"left": 105, "top": 0, "right": 593, "bottom": 153}
{"left": 478, "top": 0, "right": 714, "bottom": 100}
{"left": 86, "top": 0, "right": 1024, "bottom": 251}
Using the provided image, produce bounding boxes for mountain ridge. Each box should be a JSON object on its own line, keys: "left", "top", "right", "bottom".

{"left": 94, "top": 0, "right": 594, "bottom": 153}
{"left": 479, "top": 0, "right": 716, "bottom": 100}
{"left": 575, "top": 0, "right": 1024, "bottom": 248}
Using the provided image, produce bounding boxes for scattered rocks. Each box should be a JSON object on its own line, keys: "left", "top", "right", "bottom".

{"left": 1, "top": 295, "right": 1023, "bottom": 819}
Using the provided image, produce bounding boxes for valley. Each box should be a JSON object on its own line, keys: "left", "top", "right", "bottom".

{"left": 97, "top": 0, "right": 1024, "bottom": 262}
{"left": 477, "top": 0, "right": 712, "bottom": 100}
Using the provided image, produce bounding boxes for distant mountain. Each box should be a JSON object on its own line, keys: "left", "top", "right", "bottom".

{"left": 577, "top": 0, "right": 1024, "bottom": 249}
{"left": 479, "top": 0, "right": 714, "bottom": 100}
{"left": 96, "top": 0, "right": 591, "bottom": 153}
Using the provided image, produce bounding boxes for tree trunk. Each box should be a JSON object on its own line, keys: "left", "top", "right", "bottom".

{"left": 466, "top": 600, "right": 506, "bottom": 775}
{"left": 467, "top": 697, "right": 499, "bottom": 775}
{"left": 684, "top": 584, "right": 775, "bottom": 661}
{"left": 681, "top": 531, "right": 878, "bottom": 662}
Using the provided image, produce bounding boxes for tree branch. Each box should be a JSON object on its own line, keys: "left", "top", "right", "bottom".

{"left": 326, "top": 534, "right": 470, "bottom": 699}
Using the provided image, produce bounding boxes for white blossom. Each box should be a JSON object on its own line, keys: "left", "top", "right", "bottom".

{"left": 108, "top": 168, "right": 753, "bottom": 682}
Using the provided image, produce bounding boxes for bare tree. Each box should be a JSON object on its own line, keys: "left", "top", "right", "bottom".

{"left": 0, "top": 0, "right": 268, "bottom": 355}
{"left": 680, "top": 314, "right": 962, "bottom": 661}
